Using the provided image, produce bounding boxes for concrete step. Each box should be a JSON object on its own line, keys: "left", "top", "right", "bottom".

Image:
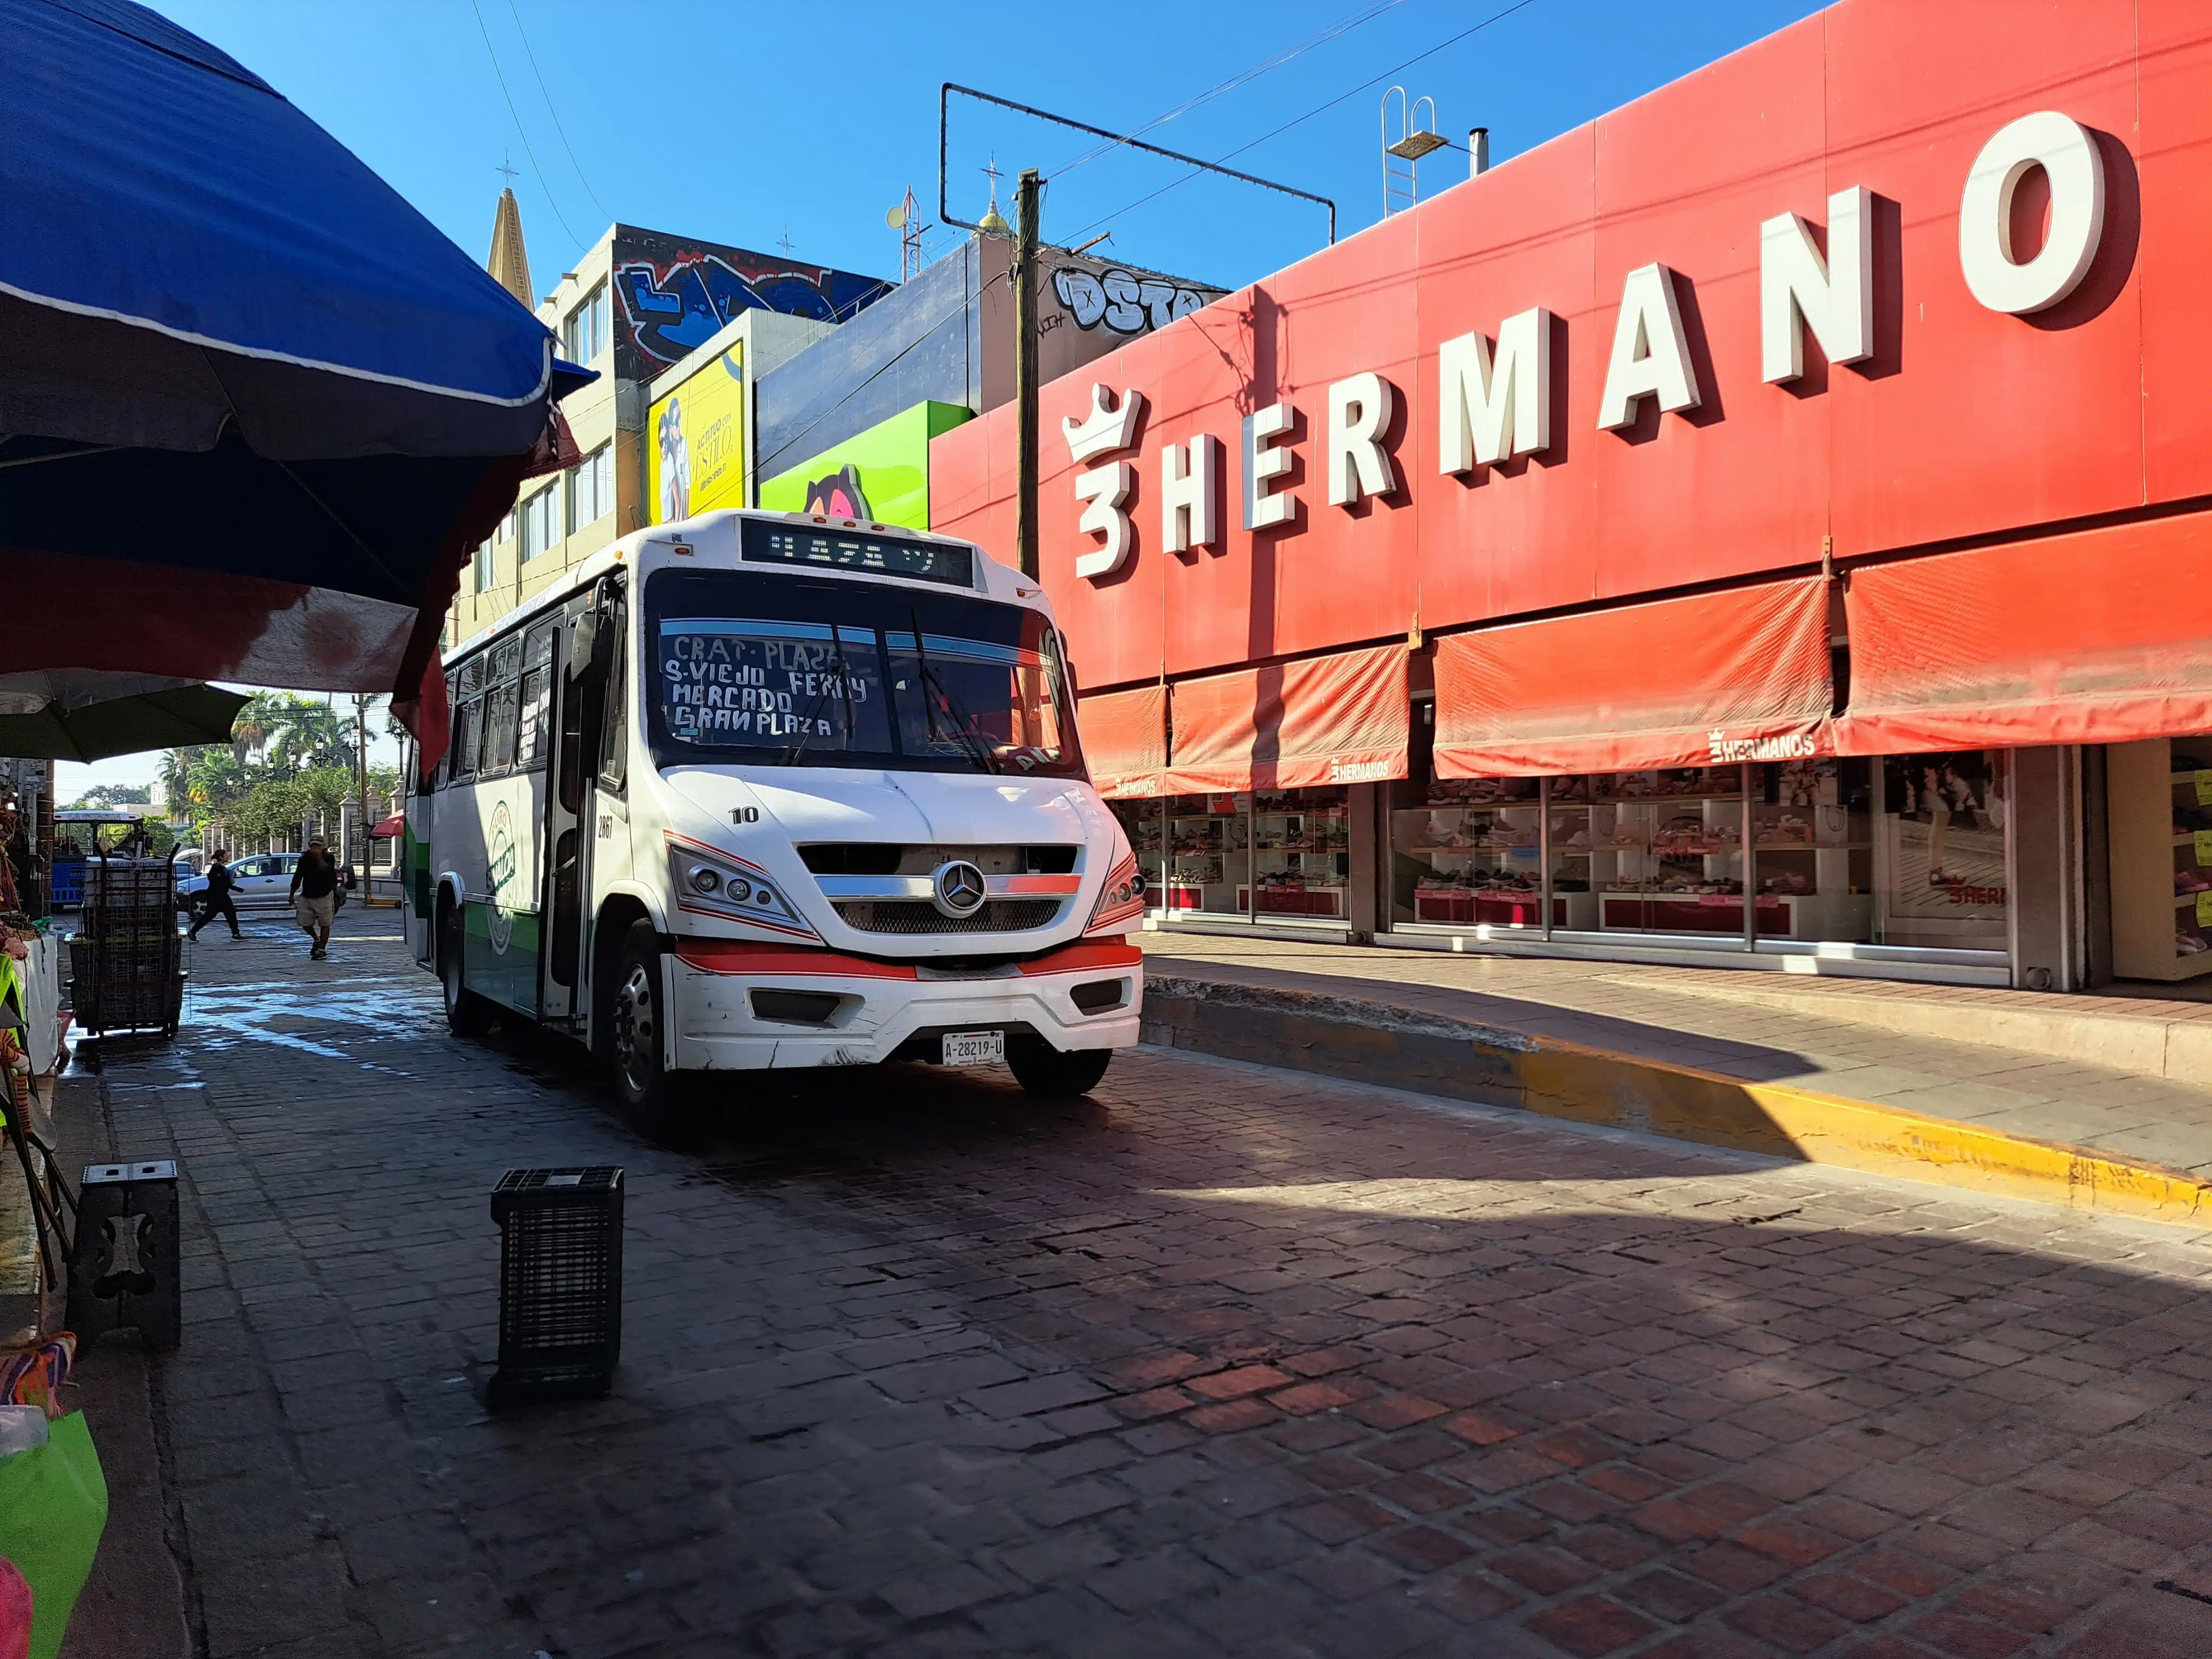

{"left": 1597, "top": 969, "right": 2212, "bottom": 1084}
{"left": 1141, "top": 970, "right": 2212, "bottom": 1231}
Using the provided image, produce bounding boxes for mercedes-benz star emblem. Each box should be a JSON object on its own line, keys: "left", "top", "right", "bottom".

{"left": 931, "top": 860, "right": 988, "bottom": 918}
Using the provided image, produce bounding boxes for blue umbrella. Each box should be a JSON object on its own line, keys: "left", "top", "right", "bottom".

{"left": 0, "top": 0, "right": 593, "bottom": 760}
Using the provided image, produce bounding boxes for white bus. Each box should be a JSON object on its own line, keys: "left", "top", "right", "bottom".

{"left": 403, "top": 509, "right": 1145, "bottom": 1133}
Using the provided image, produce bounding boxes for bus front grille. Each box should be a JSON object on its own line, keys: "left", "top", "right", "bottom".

{"left": 832, "top": 899, "right": 1063, "bottom": 935}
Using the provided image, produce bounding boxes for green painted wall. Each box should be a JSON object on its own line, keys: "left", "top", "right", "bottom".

{"left": 759, "top": 401, "right": 971, "bottom": 531}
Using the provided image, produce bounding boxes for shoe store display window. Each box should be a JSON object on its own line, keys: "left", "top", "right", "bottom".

{"left": 1393, "top": 775, "right": 1546, "bottom": 929}
{"left": 2107, "top": 736, "right": 2212, "bottom": 981}
{"left": 1562, "top": 767, "right": 1749, "bottom": 935}
{"left": 1162, "top": 793, "right": 1249, "bottom": 916}
{"left": 1118, "top": 789, "right": 1354, "bottom": 924}
{"left": 1248, "top": 790, "right": 1351, "bottom": 918}
{"left": 1753, "top": 758, "right": 1875, "bottom": 944}
{"left": 1388, "top": 703, "right": 2001, "bottom": 969}
{"left": 1106, "top": 798, "right": 1168, "bottom": 919}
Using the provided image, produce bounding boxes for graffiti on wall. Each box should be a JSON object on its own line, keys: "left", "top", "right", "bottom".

{"left": 1050, "top": 266, "right": 1211, "bottom": 337}
{"left": 613, "top": 229, "right": 894, "bottom": 378}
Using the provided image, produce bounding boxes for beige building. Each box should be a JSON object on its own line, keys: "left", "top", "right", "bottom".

{"left": 445, "top": 197, "right": 893, "bottom": 649}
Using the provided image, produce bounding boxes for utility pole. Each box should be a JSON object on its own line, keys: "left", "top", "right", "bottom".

{"left": 353, "top": 693, "right": 371, "bottom": 902}
{"left": 1013, "top": 167, "right": 1041, "bottom": 580}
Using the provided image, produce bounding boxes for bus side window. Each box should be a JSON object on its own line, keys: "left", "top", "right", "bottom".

{"left": 480, "top": 635, "right": 523, "bottom": 778}
{"left": 448, "top": 652, "right": 484, "bottom": 786}
{"left": 516, "top": 619, "right": 557, "bottom": 772}
{"left": 596, "top": 594, "right": 627, "bottom": 794}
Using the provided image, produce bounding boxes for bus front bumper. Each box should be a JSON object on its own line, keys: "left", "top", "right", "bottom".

{"left": 664, "top": 936, "right": 1143, "bottom": 1071}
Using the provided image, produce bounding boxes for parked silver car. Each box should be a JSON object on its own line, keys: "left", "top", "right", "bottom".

{"left": 177, "top": 852, "right": 350, "bottom": 911}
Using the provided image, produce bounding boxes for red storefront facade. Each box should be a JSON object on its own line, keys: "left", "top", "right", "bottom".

{"left": 931, "top": 0, "right": 2212, "bottom": 990}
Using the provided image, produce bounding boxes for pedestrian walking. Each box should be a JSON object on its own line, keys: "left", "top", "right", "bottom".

{"left": 189, "top": 850, "right": 241, "bottom": 940}
{"left": 290, "top": 840, "right": 339, "bottom": 960}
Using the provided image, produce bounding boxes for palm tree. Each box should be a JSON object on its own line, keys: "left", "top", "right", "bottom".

{"left": 158, "top": 747, "right": 195, "bottom": 816}
{"left": 263, "top": 696, "right": 355, "bottom": 777}
{"left": 229, "top": 691, "right": 288, "bottom": 765}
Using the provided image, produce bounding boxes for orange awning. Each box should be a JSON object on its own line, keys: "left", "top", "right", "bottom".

{"left": 1077, "top": 684, "right": 1167, "bottom": 799}
{"left": 1434, "top": 576, "right": 1835, "bottom": 777}
{"left": 1836, "top": 516, "right": 2212, "bottom": 753}
{"left": 1164, "top": 643, "right": 1409, "bottom": 793}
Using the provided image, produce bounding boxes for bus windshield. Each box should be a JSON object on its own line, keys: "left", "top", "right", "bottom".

{"left": 646, "top": 569, "right": 1084, "bottom": 778}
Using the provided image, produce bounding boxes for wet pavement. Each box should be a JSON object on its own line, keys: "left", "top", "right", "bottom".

{"left": 58, "top": 908, "right": 2212, "bottom": 1657}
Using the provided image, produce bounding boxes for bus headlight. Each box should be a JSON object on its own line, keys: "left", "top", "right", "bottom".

{"left": 669, "top": 841, "right": 808, "bottom": 936}
{"left": 1085, "top": 850, "right": 1146, "bottom": 936}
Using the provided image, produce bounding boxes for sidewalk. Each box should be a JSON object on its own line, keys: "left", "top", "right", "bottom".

{"left": 49, "top": 908, "right": 2212, "bottom": 1657}
{"left": 1137, "top": 931, "right": 2212, "bottom": 1201}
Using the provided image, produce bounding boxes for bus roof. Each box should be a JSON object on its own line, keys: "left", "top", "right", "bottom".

{"left": 55, "top": 809, "right": 143, "bottom": 824}
{"left": 444, "top": 508, "right": 1028, "bottom": 669}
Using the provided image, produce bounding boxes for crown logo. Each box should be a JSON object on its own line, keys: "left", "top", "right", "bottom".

{"left": 1062, "top": 384, "right": 1148, "bottom": 464}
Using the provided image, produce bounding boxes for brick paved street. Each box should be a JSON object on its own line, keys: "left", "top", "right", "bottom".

{"left": 65, "top": 910, "right": 2212, "bottom": 1657}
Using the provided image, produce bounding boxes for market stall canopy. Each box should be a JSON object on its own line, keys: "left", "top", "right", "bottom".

{"left": 1163, "top": 645, "right": 1409, "bottom": 794}
{"left": 1836, "top": 516, "right": 2212, "bottom": 754}
{"left": 1075, "top": 685, "right": 1167, "bottom": 800}
{"left": 0, "top": 0, "right": 594, "bottom": 766}
{"left": 0, "top": 681, "right": 246, "bottom": 762}
{"left": 0, "top": 669, "right": 207, "bottom": 716}
{"left": 1432, "top": 578, "right": 1837, "bottom": 778}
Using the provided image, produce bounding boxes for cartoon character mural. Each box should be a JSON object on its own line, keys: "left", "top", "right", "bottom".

{"left": 657, "top": 396, "right": 691, "bottom": 523}
{"left": 803, "top": 465, "right": 871, "bottom": 521}
{"left": 612, "top": 227, "right": 893, "bottom": 379}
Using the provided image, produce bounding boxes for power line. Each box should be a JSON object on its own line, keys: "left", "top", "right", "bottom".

{"left": 1058, "top": 0, "right": 1541, "bottom": 253}
{"left": 1048, "top": 0, "right": 1419, "bottom": 180}
{"left": 504, "top": 0, "right": 613, "bottom": 227}
{"left": 468, "top": 0, "right": 582, "bottom": 256}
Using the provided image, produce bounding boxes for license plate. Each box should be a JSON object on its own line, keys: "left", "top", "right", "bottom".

{"left": 941, "top": 1030, "right": 1005, "bottom": 1067}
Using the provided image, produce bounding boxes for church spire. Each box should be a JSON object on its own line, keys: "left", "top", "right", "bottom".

{"left": 487, "top": 175, "right": 533, "bottom": 309}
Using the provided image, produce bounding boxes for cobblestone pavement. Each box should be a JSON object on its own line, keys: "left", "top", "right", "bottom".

{"left": 70, "top": 910, "right": 2212, "bottom": 1657}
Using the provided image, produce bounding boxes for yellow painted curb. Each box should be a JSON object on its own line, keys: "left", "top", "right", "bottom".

{"left": 1143, "top": 978, "right": 2212, "bottom": 1229}
{"left": 1517, "top": 1036, "right": 2212, "bottom": 1228}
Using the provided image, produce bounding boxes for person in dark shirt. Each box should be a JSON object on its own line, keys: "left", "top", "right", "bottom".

{"left": 290, "top": 840, "right": 339, "bottom": 960}
{"left": 190, "top": 850, "right": 241, "bottom": 941}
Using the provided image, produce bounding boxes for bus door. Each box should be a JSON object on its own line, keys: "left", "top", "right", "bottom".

{"left": 541, "top": 579, "right": 615, "bottom": 1024}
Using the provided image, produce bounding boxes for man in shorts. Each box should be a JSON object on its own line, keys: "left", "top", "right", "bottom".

{"left": 290, "top": 840, "right": 339, "bottom": 960}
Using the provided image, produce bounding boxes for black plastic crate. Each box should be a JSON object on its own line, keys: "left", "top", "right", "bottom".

{"left": 488, "top": 1167, "right": 623, "bottom": 1406}
{"left": 68, "top": 1160, "right": 182, "bottom": 1350}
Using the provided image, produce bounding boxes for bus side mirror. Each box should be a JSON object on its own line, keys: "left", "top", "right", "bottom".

{"left": 568, "top": 609, "right": 601, "bottom": 681}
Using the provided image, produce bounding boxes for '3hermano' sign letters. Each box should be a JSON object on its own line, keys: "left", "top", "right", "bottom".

{"left": 1063, "top": 111, "right": 2110, "bottom": 582}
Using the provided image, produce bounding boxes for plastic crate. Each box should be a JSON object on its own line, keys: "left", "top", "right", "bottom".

{"left": 66, "top": 1161, "right": 182, "bottom": 1350}
{"left": 488, "top": 1167, "right": 623, "bottom": 1406}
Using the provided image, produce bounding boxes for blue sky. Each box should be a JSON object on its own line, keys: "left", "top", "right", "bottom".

{"left": 69, "top": 0, "right": 1825, "bottom": 802}
{"left": 150, "top": 0, "right": 1826, "bottom": 296}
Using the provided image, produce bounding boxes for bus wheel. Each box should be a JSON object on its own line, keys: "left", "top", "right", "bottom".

{"left": 440, "top": 906, "right": 489, "bottom": 1038}
{"left": 609, "top": 919, "right": 685, "bottom": 1137}
{"left": 1006, "top": 1040, "right": 1112, "bottom": 1099}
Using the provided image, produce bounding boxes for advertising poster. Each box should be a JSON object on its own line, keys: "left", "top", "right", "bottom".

{"left": 1876, "top": 751, "right": 2008, "bottom": 946}
{"left": 647, "top": 345, "right": 744, "bottom": 525}
{"left": 758, "top": 401, "right": 971, "bottom": 532}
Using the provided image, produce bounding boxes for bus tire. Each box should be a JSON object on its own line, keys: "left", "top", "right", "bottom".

{"left": 440, "top": 903, "right": 490, "bottom": 1038}
{"left": 609, "top": 919, "right": 686, "bottom": 1137}
{"left": 1006, "top": 1040, "right": 1111, "bottom": 1099}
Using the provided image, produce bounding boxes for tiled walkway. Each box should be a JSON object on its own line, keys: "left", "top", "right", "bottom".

{"left": 55, "top": 911, "right": 2212, "bottom": 1656}
{"left": 1139, "top": 933, "right": 2212, "bottom": 1177}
